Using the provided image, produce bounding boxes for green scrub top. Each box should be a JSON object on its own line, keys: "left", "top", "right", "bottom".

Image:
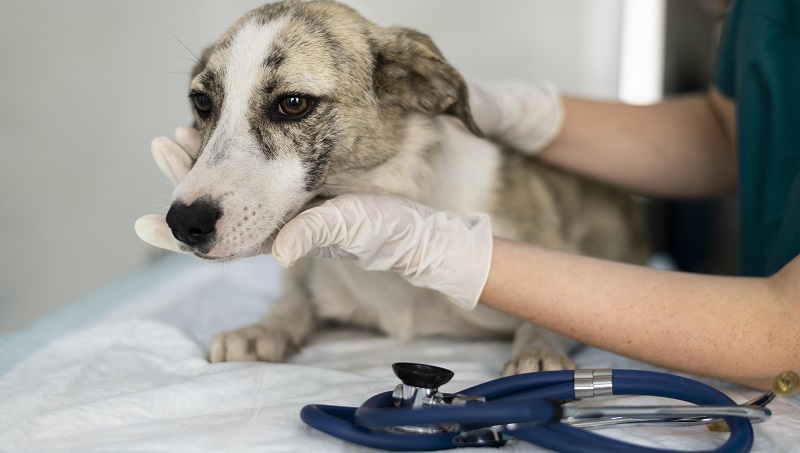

{"left": 713, "top": 0, "right": 800, "bottom": 276}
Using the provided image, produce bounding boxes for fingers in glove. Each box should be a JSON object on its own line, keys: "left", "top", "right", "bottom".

{"left": 134, "top": 214, "right": 186, "bottom": 254}
{"left": 271, "top": 194, "right": 431, "bottom": 267}
{"left": 151, "top": 137, "right": 194, "bottom": 185}
{"left": 174, "top": 126, "right": 201, "bottom": 159}
{"left": 272, "top": 201, "right": 350, "bottom": 267}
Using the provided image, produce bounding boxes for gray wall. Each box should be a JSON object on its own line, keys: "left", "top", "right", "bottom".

{"left": 0, "top": 0, "right": 623, "bottom": 334}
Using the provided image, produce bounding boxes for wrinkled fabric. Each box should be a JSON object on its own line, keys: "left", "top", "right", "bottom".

{"left": 1, "top": 255, "right": 798, "bottom": 452}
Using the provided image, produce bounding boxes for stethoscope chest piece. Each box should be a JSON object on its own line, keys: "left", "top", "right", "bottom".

{"left": 388, "top": 362, "right": 489, "bottom": 435}
{"left": 391, "top": 362, "right": 455, "bottom": 410}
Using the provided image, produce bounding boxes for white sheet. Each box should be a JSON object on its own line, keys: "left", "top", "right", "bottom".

{"left": 1, "top": 255, "right": 798, "bottom": 452}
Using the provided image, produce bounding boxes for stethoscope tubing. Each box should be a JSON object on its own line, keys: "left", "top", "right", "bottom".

{"left": 479, "top": 370, "right": 753, "bottom": 453}
{"left": 301, "top": 369, "right": 755, "bottom": 452}
{"left": 460, "top": 369, "right": 575, "bottom": 400}
{"left": 355, "top": 391, "right": 562, "bottom": 428}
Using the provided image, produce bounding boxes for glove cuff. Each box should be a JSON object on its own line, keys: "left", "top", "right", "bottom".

{"left": 441, "top": 213, "right": 493, "bottom": 311}
{"left": 518, "top": 82, "right": 564, "bottom": 154}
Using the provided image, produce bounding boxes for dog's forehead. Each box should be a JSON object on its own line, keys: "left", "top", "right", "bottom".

{"left": 193, "top": 5, "right": 372, "bottom": 96}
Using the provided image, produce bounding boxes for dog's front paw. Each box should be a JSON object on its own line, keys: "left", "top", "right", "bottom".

{"left": 502, "top": 348, "right": 576, "bottom": 376}
{"left": 209, "top": 324, "right": 298, "bottom": 363}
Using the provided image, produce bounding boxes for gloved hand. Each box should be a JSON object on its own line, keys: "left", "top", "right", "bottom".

{"left": 468, "top": 80, "right": 564, "bottom": 155}
{"left": 134, "top": 126, "right": 201, "bottom": 254}
{"left": 272, "top": 194, "right": 493, "bottom": 310}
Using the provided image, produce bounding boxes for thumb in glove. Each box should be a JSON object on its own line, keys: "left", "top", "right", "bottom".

{"left": 134, "top": 127, "right": 200, "bottom": 254}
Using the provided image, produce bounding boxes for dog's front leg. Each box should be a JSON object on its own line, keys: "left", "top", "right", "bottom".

{"left": 502, "top": 323, "right": 577, "bottom": 375}
{"left": 209, "top": 265, "right": 316, "bottom": 363}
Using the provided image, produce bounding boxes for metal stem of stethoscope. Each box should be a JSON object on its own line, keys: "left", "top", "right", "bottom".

{"left": 455, "top": 405, "right": 771, "bottom": 447}
{"left": 454, "top": 370, "right": 797, "bottom": 444}
{"left": 669, "top": 370, "right": 798, "bottom": 432}
{"left": 563, "top": 403, "right": 770, "bottom": 429}
{"left": 562, "top": 388, "right": 776, "bottom": 430}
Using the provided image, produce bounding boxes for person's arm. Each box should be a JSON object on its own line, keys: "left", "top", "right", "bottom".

{"left": 271, "top": 194, "right": 800, "bottom": 391}
{"left": 537, "top": 87, "right": 737, "bottom": 198}
{"left": 482, "top": 237, "right": 800, "bottom": 391}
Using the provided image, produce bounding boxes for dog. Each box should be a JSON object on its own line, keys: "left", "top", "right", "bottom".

{"left": 165, "top": 0, "right": 648, "bottom": 375}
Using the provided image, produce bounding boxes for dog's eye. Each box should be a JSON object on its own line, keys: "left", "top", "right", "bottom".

{"left": 191, "top": 93, "right": 213, "bottom": 118}
{"left": 276, "top": 95, "right": 314, "bottom": 119}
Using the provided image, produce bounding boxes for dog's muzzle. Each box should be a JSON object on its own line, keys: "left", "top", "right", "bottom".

{"left": 166, "top": 196, "right": 222, "bottom": 249}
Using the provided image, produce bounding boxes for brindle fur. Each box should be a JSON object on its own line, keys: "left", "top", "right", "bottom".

{"left": 172, "top": 0, "right": 648, "bottom": 374}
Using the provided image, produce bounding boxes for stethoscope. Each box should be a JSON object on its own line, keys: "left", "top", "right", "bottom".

{"left": 301, "top": 363, "right": 798, "bottom": 452}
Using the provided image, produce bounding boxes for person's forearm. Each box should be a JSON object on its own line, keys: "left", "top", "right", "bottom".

{"left": 538, "top": 90, "right": 736, "bottom": 198}
{"left": 480, "top": 238, "right": 800, "bottom": 390}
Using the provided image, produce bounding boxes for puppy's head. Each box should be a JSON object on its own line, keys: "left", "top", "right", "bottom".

{"left": 166, "top": 0, "right": 479, "bottom": 260}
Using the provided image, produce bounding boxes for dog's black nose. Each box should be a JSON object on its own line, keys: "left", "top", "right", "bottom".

{"left": 166, "top": 197, "right": 222, "bottom": 247}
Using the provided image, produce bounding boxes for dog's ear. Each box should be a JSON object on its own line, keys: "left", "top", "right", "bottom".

{"left": 373, "top": 27, "right": 483, "bottom": 137}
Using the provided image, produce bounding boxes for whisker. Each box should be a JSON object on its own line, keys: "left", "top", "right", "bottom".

{"left": 142, "top": 180, "right": 179, "bottom": 190}
{"left": 162, "top": 26, "right": 203, "bottom": 67}
{"left": 146, "top": 190, "right": 175, "bottom": 197}
{"left": 145, "top": 194, "right": 178, "bottom": 206}
{"left": 178, "top": 57, "right": 203, "bottom": 66}
{"left": 160, "top": 70, "right": 194, "bottom": 78}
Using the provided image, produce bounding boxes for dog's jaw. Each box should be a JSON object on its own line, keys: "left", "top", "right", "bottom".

{"left": 190, "top": 236, "right": 270, "bottom": 262}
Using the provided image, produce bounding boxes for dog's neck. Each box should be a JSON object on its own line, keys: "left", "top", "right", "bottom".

{"left": 425, "top": 116, "right": 502, "bottom": 214}
{"left": 325, "top": 113, "right": 501, "bottom": 216}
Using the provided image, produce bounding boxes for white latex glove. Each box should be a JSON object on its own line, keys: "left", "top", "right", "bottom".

{"left": 134, "top": 126, "right": 201, "bottom": 253}
{"left": 468, "top": 80, "right": 564, "bottom": 155}
{"left": 272, "top": 194, "right": 493, "bottom": 310}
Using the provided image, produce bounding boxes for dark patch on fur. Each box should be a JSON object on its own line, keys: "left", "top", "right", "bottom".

{"left": 297, "top": 100, "right": 339, "bottom": 191}
{"left": 289, "top": 133, "right": 303, "bottom": 151}
{"left": 248, "top": 0, "right": 299, "bottom": 27}
{"left": 264, "top": 48, "right": 285, "bottom": 69}
{"left": 206, "top": 132, "right": 235, "bottom": 165}
{"left": 190, "top": 46, "right": 213, "bottom": 80}
{"left": 195, "top": 69, "right": 221, "bottom": 92}
{"left": 292, "top": 12, "right": 346, "bottom": 70}
{"left": 213, "top": 32, "right": 236, "bottom": 53}
{"left": 251, "top": 125, "right": 277, "bottom": 160}
{"left": 304, "top": 135, "right": 335, "bottom": 191}
{"left": 264, "top": 82, "right": 278, "bottom": 95}
{"left": 189, "top": 47, "right": 226, "bottom": 160}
